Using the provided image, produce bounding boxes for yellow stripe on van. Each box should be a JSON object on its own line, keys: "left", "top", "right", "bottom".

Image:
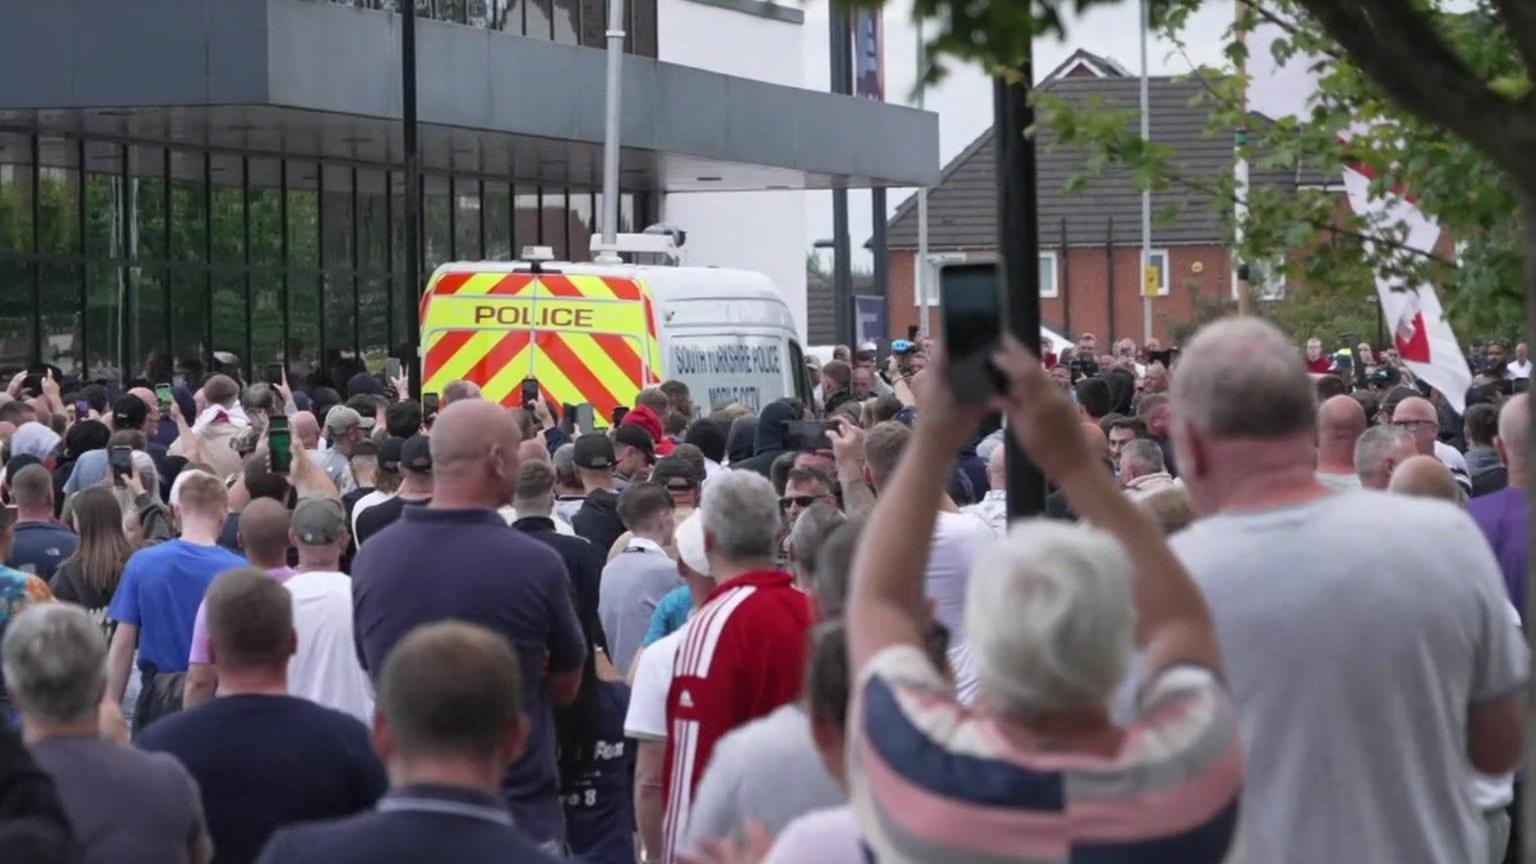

{"left": 424, "top": 295, "right": 648, "bottom": 334}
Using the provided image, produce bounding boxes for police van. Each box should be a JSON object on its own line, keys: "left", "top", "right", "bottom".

{"left": 418, "top": 247, "right": 810, "bottom": 424}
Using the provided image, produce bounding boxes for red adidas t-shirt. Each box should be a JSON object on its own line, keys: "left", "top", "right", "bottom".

{"left": 659, "top": 570, "right": 812, "bottom": 862}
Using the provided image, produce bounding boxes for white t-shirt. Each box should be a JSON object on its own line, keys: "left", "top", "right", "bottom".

{"left": 623, "top": 627, "right": 684, "bottom": 741}
{"left": 925, "top": 511, "right": 993, "bottom": 701}
{"left": 1433, "top": 440, "right": 1472, "bottom": 493}
{"left": 350, "top": 490, "right": 392, "bottom": 538}
{"left": 763, "top": 806, "right": 862, "bottom": 864}
{"left": 285, "top": 570, "right": 375, "bottom": 725}
{"left": 1316, "top": 471, "right": 1363, "bottom": 492}
{"left": 1508, "top": 359, "right": 1531, "bottom": 379}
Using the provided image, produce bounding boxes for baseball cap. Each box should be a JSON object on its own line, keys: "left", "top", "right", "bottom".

{"left": 674, "top": 510, "right": 710, "bottom": 576}
{"left": 572, "top": 433, "right": 615, "bottom": 470}
{"left": 347, "top": 372, "right": 385, "bottom": 398}
{"left": 651, "top": 454, "right": 700, "bottom": 491}
{"left": 401, "top": 435, "right": 432, "bottom": 473}
{"left": 111, "top": 394, "right": 148, "bottom": 430}
{"left": 378, "top": 436, "right": 405, "bottom": 472}
{"left": 612, "top": 424, "right": 656, "bottom": 464}
{"left": 292, "top": 496, "right": 347, "bottom": 545}
{"left": 350, "top": 438, "right": 380, "bottom": 460}
{"left": 324, "top": 405, "right": 375, "bottom": 436}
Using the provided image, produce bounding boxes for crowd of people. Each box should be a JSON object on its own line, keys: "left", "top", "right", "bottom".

{"left": 0, "top": 315, "right": 1527, "bottom": 864}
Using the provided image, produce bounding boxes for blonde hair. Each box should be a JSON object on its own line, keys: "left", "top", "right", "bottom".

{"left": 174, "top": 471, "right": 229, "bottom": 519}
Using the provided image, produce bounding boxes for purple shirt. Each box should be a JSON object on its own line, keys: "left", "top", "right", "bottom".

{"left": 1468, "top": 486, "right": 1528, "bottom": 611}
{"left": 187, "top": 567, "right": 297, "bottom": 666}
{"left": 351, "top": 506, "right": 586, "bottom": 846}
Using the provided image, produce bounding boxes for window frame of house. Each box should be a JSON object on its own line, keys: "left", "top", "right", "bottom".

{"left": 1145, "top": 248, "right": 1170, "bottom": 297}
{"left": 1038, "top": 249, "right": 1060, "bottom": 299}
{"left": 917, "top": 250, "right": 1059, "bottom": 303}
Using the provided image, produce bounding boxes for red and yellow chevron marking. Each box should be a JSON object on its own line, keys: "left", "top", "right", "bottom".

{"left": 419, "top": 270, "right": 658, "bottom": 425}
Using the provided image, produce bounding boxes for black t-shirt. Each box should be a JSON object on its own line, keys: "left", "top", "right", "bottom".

{"left": 560, "top": 681, "right": 634, "bottom": 864}
{"left": 354, "top": 497, "right": 431, "bottom": 548}
{"left": 48, "top": 560, "right": 119, "bottom": 641}
{"left": 137, "top": 694, "right": 387, "bottom": 864}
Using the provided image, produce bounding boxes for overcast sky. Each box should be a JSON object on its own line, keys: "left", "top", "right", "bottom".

{"left": 802, "top": 0, "right": 1237, "bottom": 266}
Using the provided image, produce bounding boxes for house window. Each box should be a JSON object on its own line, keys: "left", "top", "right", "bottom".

{"left": 1145, "top": 248, "right": 1170, "bottom": 297}
{"left": 1039, "top": 251, "right": 1059, "bottom": 299}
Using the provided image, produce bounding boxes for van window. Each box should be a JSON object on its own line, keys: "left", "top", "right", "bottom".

{"left": 787, "top": 339, "right": 810, "bottom": 405}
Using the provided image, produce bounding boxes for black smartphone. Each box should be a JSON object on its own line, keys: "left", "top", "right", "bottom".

{"left": 784, "top": 420, "right": 836, "bottom": 452}
{"left": 611, "top": 406, "right": 629, "bottom": 427}
{"left": 385, "top": 358, "right": 402, "bottom": 381}
{"left": 940, "top": 263, "right": 1004, "bottom": 403}
{"left": 521, "top": 377, "right": 540, "bottom": 409}
{"left": 108, "top": 445, "right": 133, "bottom": 487}
{"left": 154, "top": 382, "right": 173, "bottom": 409}
{"left": 74, "top": 399, "right": 91, "bottom": 418}
{"left": 265, "top": 363, "right": 284, "bottom": 386}
{"left": 268, "top": 415, "right": 292, "bottom": 475}
{"left": 423, "top": 393, "right": 440, "bottom": 415}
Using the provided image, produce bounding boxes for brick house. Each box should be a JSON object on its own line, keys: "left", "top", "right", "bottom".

{"left": 879, "top": 50, "right": 1320, "bottom": 344}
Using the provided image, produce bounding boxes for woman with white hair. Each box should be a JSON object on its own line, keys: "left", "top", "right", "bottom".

{"left": 843, "top": 337, "right": 1240, "bottom": 864}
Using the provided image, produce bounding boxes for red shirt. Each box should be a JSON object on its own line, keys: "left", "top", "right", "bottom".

{"left": 660, "top": 570, "right": 811, "bottom": 862}
{"left": 1307, "top": 356, "right": 1333, "bottom": 374}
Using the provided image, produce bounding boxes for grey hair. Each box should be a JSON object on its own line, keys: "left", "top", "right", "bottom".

{"left": 701, "top": 470, "right": 781, "bottom": 561}
{"left": 788, "top": 501, "right": 848, "bottom": 589}
{"left": 553, "top": 443, "right": 579, "bottom": 489}
{"left": 1170, "top": 317, "right": 1315, "bottom": 438}
{"left": 1119, "top": 439, "right": 1165, "bottom": 479}
{"left": 964, "top": 520, "right": 1135, "bottom": 720}
{"left": 442, "top": 380, "right": 482, "bottom": 403}
{"left": 1354, "top": 424, "right": 1414, "bottom": 486}
{"left": 2, "top": 604, "right": 107, "bottom": 725}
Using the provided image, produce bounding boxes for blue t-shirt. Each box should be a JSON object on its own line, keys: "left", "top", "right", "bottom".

{"left": 352, "top": 506, "right": 587, "bottom": 846}
{"left": 107, "top": 540, "right": 247, "bottom": 673}
{"left": 7, "top": 522, "right": 78, "bottom": 582}
{"left": 560, "top": 681, "right": 635, "bottom": 864}
{"left": 643, "top": 584, "right": 692, "bottom": 647}
{"left": 138, "top": 694, "right": 386, "bottom": 864}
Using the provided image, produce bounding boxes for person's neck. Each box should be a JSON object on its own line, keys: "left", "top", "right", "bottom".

{"left": 398, "top": 476, "right": 433, "bottom": 499}
{"left": 216, "top": 666, "right": 288, "bottom": 697}
{"left": 557, "top": 486, "right": 586, "bottom": 498}
{"left": 1192, "top": 435, "right": 1330, "bottom": 515}
{"left": 15, "top": 506, "right": 51, "bottom": 524}
{"left": 429, "top": 475, "right": 502, "bottom": 511}
{"left": 21, "top": 715, "right": 99, "bottom": 745}
{"left": 249, "top": 555, "right": 288, "bottom": 571}
{"left": 1509, "top": 463, "right": 1530, "bottom": 490}
{"left": 710, "top": 556, "right": 776, "bottom": 586}
{"left": 1316, "top": 441, "right": 1355, "bottom": 474}
{"left": 632, "top": 526, "right": 670, "bottom": 547}
{"left": 297, "top": 552, "right": 340, "bottom": 572}
{"left": 392, "top": 754, "right": 505, "bottom": 795}
{"left": 512, "top": 502, "right": 552, "bottom": 520}
{"left": 179, "top": 517, "right": 223, "bottom": 546}
{"left": 579, "top": 472, "right": 615, "bottom": 494}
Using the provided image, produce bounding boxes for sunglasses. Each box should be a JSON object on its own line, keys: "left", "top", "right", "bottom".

{"left": 664, "top": 482, "right": 696, "bottom": 494}
{"left": 778, "top": 493, "right": 830, "bottom": 511}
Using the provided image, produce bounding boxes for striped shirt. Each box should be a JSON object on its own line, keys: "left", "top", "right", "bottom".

{"left": 849, "top": 645, "right": 1242, "bottom": 864}
{"left": 660, "top": 570, "right": 812, "bottom": 864}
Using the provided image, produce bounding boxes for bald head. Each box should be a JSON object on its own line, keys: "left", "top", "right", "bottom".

{"left": 1391, "top": 396, "right": 1439, "bottom": 456}
{"left": 1319, "top": 395, "right": 1366, "bottom": 440}
{"left": 430, "top": 400, "right": 521, "bottom": 507}
{"left": 1388, "top": 455, "right": 1460, "bottom": 503}
{"left": 238, "top": 498, "right": 293, "bottom": 569}
{"left": 1497, "top": 393, "right": 1530, "bottom": 482}
{"left": 1171, "top": 317, "right": 1314, "bottom": 439}
{"left": 290, "top": 412, "right": 320, "bottom": 450}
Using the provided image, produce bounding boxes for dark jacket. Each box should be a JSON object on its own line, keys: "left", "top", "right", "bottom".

{"left": 725, "top": 415, "right": 758, "bottom": 465}
{"left": 513, "top": 517, "right": 604, "bottom": 650}
{"left": 730, "top": 401, "right": 801, "bottom": 477}
{"left": 0, "top": 724, "right": 79, "bottom": 864}
{"left": 823, "top": 387, "right": 856, "bottom": 416}
{"left": 571, "top": 490, "right": 625, "bottom": 560}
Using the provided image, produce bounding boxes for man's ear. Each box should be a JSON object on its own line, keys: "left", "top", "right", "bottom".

{"left": 1496, "top": 435, "right": 1510, "bottom": 467}
{"left": 501, "top": 711, "right": 530, "bottom": 766}
{"left": 372, "top": 709, "right": 396, "bottom": 763}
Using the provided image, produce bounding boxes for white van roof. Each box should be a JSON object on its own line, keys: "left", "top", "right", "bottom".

{"left": 429, "top": 260, "right": 784, "bottom": 305}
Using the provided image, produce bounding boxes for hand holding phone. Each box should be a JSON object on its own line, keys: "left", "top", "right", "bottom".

{"left": 267, "top": 415, "right": 292, "bottom": 475}
{"left": 940, "top": 263, "right": 1004, "bottom": 403}
{"left": 109, "top": 446, "right": 133, "bottom": 488}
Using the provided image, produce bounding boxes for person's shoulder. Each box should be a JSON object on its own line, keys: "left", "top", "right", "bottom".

{"left": 134, "top": 701, "right": 211, "bottom": 750}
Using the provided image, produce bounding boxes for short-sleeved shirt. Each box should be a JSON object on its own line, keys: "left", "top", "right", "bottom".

{"left": 644, "top": 585, "right": 692, "bottom": 647}
{"left": 352, "top": 506, "right": 587, "bottom": 845}
{"left": 561, "top": 680, "right": 636, "bottom": 864}
{"left": 187, "top": 567, "right": 296, "bottom": 666}
{"left": 598, "top": 540, "right": 683, "bottom": 676}
{"left": 285, "top": 569, "right": 375, "bottom": 724}
{"left": 661, "top": 570, "right": 812, "bottom": 863}
{"left": 137, "top": 693, "right": 387, "bottom": 864}
{"left": 353, "top": 496, "right": 429, "bottom": 547}
{"left": 763, "top": 806, "right": 863, "bottom": 864}
{"left": 852, "top": 645, "right": 1242, "bottom": 864}
{"left": 1468, "top": 486, "right": 1528, "bottom": 612}
{"left": 0, "top": 565, "right": 53, "bottom": 638}
{"left": 108, "top": 540, "right": 247, "bottom": 673}
{"left": 624, "top": 627, "right": 684, "bottom": 741}
{"left": 1168, "top": 490, "right": 1527, "bottom": 864}
{"left": 7, "top": 522, "right": 78, "bottom": 581}
{"left": 31, "top": 735, "right": 205, "bottom": 864}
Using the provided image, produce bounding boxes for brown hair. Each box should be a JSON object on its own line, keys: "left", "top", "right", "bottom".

{"left": 862, "top": 421, "right": 912, "bottom": 482}
{"left": 380, "top": 621, "right": 522, "bottom": 757}
{"left": 203, "top": 374, "right": 240, "bottom": 407}
{"left": 61, "top": 487, "right": 132, "bottom": 595}
{"left": 205, "top": 567, "right": 293, "bottom": 669}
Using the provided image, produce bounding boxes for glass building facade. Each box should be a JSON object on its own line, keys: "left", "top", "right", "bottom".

{"left": 0, "top": 0, "right": 657, "bottom": 386}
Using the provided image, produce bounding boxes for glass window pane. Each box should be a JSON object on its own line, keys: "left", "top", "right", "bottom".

{"left": 37, "top": 137, "right": 79, "bottom": 257}
{"left": 455, "top": 179, "right": 482, "bottom": 260}
{"left": 580, "top": 0, "right": 603, "bottom": 46}
{"left": 249, "top": 159, "right": 284, "bottom": 372}
{"left": 129, "top": 146, "right": 167, "bottom": 262}
{"left": 40, "top": 263, "right": 82, "bottom": 378}
{"left": 527, "top": 0, "right": 551, "bottom": 40}
{"left": 85, "top": 263, "right": 123, "bottom": 379}
{"left": 84, "top": 143, "right": 124, "bottom": 260}
{"left": 423, "top": 173, "right": 451, "bottom": 273}
{"left": 553, "top": 0, "right": 578, "bottom": 43}
{"left": 360, "top": 274, "right": 390, "bottom": 368}
{"left": 358, "top": 169, "right": 389, "bottom": 274}
{"left": 0, "top": 260, "right": 31, "bottom": 371}
{"left": 322, "top": 165, "right": 357, "bottom": 365}
{"left": 541, "top": 189, "right": 567, "bottom": 259}
{"left": 517, "top": 189, "right": 543, "bottom": 249}
{"left": 130, "top": 266, "right": 167, "bottom": 382}
{"left": 632, "top": 0, "right": 656, "bottom": 57}
{"left": 568, "top": 190, "right": 592, "bottom": 262}
{"left": 211, "top": 154, "right": 243, "bottom": 265}
{"left": 484, "top": 181, "right": 511, "bottom": 260}
{"left": 169, "top": 150, "right": 208, "bottom": 368}
{"left": 0, "top": 132, "right": 34, "bottom": 257}
{"left": 286, "top": 162, "right": 320, "bottom": 378}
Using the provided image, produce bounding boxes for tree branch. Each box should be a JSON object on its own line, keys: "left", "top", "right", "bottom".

{"left": 1244, "top": 2, "right": 1346, "bottom": 62}
{"left": 1490, "top": 0, "right": 1536, "bottom": 81}
{"left": 1295, "top": 0, "right": 1536, "bottom": 185}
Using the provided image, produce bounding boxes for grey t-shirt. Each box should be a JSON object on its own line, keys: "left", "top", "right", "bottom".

{"left": 598, "top": 542, "right": 683, "bottom": 675}
{"left": 1167, "top": 490, "right": 1527, "bottom": 864}
{"left": 31, "top": 735, "right": 205, "bottom": 864}
{"left": 683, "top": 703, "right": 844, "bottom": 852}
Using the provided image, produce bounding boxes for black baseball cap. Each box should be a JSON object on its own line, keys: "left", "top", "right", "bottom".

{"left": 612, "top": 424, "right": 656, "bottom": 464}
{"left": 111, "top": 395, "right": 149, "bottom": 430}
{"left": 572, "top": 433, "right": 615, "bottom": 470}
{"left": 378, "top": 437, "right": 405, "bottom": 472}
{"left": 401, "top": 435, "right": 432, "bottom": 473}
{"left": 651, "top": 455, "right": 700, "bottom": 490}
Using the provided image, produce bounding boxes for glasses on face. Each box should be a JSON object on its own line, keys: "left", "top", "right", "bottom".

{"left": 779, "top": 493, "right": 830, "bottom": 511}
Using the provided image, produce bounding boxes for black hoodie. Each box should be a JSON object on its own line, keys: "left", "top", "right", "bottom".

{"left": 730, "top": 400, "right": 801, "bottom": 477}
{"left": 572, "top": 488, "right": 626, "bottom": 559}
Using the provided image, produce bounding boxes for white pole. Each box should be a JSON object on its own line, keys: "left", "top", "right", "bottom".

{"left": 1233, "top": 2, "right": 1252, "bottom": 315}
{"left": 1139, "top": 0, "right": 1153, "bottom": 344}
{"left": 916, "top": 16, "right": 930, "bottom": 336}
{"left": 597, "top": 0, "right": 627, "bottom": 264}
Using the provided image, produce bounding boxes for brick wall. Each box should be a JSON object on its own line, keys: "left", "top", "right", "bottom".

{"left": 887, "top": 244, "right": 1232, "bottom": 346}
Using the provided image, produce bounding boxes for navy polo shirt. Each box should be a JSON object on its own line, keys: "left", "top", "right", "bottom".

{"left": 351, "top": 506, "right": 587, "bottom": 846}
{"left": 7, "top": 522, "right": 77, "bottom": 582}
